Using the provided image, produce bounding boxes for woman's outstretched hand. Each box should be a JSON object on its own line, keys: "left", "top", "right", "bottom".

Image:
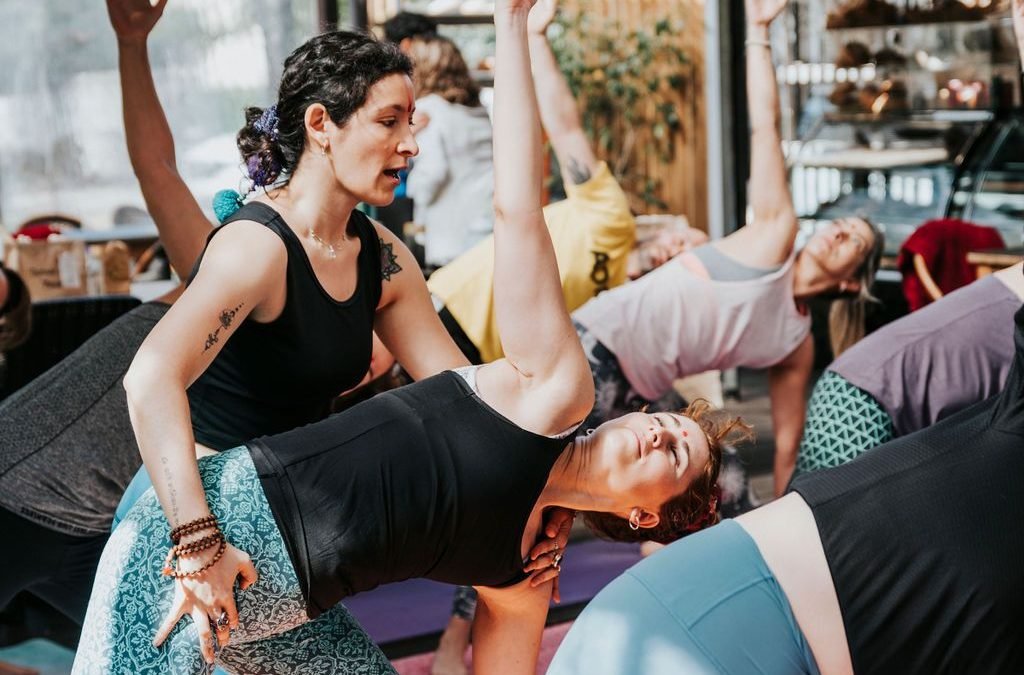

{"left": 106, "top": 0, "right": 167, "bottom": 45}
{"left": 745, "top": 0, "right": 787, "bottom": 27}
{"left": 153, "top": 543, "right": 258, "bottom": 664}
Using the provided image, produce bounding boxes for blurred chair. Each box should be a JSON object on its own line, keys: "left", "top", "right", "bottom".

{"left": 0, "top": 295, "right": 140, "bottom": 400}
{"left": 896, "top": 218, "right": 1004, "bottom": 311}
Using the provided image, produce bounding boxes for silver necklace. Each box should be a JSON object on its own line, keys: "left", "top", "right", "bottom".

{"left": 306, "top": 228, "right": 349, "bottom": 260}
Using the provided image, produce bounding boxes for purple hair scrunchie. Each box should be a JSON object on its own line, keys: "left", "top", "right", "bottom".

{"left": 253, "top": 105, "right": 279, "bottom": 141}
{"left": 246, "top": 154, "right": 281, "bottom": 188}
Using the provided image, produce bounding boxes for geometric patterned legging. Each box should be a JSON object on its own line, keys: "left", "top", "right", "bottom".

{"left": 794, "top": 370, "right": 895, "bottom": 476}
{"left": 72, "top": 448, "right": 396, "bottom": 675}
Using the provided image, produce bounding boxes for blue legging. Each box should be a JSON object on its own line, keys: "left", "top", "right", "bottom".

{"left": 547, "top": 520, "right": 820, "bottom": 675}
{"left": 76, "top": 448, "right": 395, "bottom": 674}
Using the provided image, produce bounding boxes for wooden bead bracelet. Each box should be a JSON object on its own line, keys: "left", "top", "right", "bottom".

{"left": 162, "top": 536, "right": 227, "bottom": 579}
{"left": 170, "top": 514, "right": 219, "bottom": 544}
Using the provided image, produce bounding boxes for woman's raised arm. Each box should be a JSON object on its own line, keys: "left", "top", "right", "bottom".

{"left": 107, "top": 0, "right": 213, "bottom": 277}
{"left": 489, "top": 0, "right": 589, "bottom": 395}
{"left": 717, "top": 0, "right": 797, "bottom": 268}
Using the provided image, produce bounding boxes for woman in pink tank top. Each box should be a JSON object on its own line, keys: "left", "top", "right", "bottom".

{"left": 573, "top": 6, "right": 884, "bottom": 500}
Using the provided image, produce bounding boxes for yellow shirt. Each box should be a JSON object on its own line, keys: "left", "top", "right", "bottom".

{"left": 427, "top": 161, "right": 635, "bottom": 362}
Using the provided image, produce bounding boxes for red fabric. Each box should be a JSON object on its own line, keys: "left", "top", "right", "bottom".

{"left": 897, "top": 218, "right": 1004, "bottom": 311}
{"left": 14, "top": 222, "right": 63, "bottom": 240}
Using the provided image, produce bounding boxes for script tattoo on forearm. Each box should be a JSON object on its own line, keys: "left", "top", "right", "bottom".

{"left": 203, "top": 303, "right": 244, "bottom": 352}
{"left": 566, "top": 157, "right": 593, "bottom": 185}
{"left": 380, "top": 239, "right": 402, "bottom": 282}
{"left": 161, "top": 455, "right": 180, "bottom": 526}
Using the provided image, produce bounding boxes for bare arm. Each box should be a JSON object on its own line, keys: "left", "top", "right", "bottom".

{"left": 372, "top": 225, "right": 471, "bottom": 379}
{"left": 527, "top": 0, "right": 598, "bottom": 184}
{"left": 768, "top": 334, "right": 813, "bottom": 496}
{"left": 108, "top": 0, "right": 213, "bottom": 277}
{"left": 124, "top": 222, "right": 277, "bottom": 662}
{"left": 716, "top": 0, "right": 796, "bottom": 268}
{"left": 473, "top": 579, "right": 552, "bottom": 675}
{"left": 490, "top": 2, "right": 589, "bottom": 395}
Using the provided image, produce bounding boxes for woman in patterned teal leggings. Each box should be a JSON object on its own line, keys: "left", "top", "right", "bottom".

{"left": 74, "top": 450, "right": 394, "bottom": 674}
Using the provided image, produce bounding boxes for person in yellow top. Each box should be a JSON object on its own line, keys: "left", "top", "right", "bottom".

{"left": 424, "top": 0, "right": 634, "bottom": 365}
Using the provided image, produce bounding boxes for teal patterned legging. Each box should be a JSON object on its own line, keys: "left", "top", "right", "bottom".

{"left": 795, "top": 371, "right": 895, "bottom": 476}
{"left": 72, "top": 448, "right": 396, "bottom": 675}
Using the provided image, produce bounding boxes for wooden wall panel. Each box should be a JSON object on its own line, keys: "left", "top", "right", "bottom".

{"left": 562, "top": 0, "right": 707, "bottom": 232}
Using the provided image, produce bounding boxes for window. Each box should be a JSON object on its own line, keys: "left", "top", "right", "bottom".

{"left": 0, "top": 0, "right": 317, "bottom": 231}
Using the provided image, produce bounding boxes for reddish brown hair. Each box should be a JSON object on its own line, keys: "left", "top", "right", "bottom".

{"left": 582, "top": 399, "right": 753, "bottom": 544}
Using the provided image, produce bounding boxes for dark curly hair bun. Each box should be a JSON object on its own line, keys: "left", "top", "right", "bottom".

{"left": 238, "top": 106, "right": 285, "bottom": 187}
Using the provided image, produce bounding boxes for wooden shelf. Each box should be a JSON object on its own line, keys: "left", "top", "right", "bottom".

{"left": 798, "top": 146, "right": 949, "bottom": 169}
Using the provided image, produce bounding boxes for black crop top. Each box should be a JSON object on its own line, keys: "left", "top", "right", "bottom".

{"left": 248, "top": 371, "right": 574, "bottom": 618}
{"left": 790, "top": 303, "right": 1024, "bottom": 673}
{"left": 187, "top": 203, "right": 382, "bottom": 449}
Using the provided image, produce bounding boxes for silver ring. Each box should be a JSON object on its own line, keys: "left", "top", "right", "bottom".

{"left": 552, "top": 552, "right": 564, "bottom": 571}
{"left": 215, "top": 611, "right": 230, "bottom": 630}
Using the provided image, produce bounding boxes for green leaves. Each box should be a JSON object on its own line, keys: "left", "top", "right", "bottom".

{"left": 549, "top": 0, "right": 691, "bottom": 209}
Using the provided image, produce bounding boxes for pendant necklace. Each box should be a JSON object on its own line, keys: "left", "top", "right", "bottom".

{"left": 306, "top": 228, "right": 349, "bottom": 260}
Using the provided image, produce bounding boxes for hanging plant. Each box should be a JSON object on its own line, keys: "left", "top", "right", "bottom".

{"left": 549, "top": 4, "right": 691, "bottom": 210}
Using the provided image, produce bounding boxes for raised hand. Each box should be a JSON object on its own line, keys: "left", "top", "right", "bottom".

{"left": 745, "top": 0, "right": 787, "bottom": 27}
{"left": 527, "top": 0, "right": 558, "bottom": 35}
{"left": 153, "top": 543, "right": 258, "bottom": 664}
{"left": 106, "top": 0, "right": 168, "bottom": 45}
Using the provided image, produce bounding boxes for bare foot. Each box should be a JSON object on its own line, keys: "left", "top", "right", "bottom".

{"left": 0, "top": 661, "right": 40, "bottom": 675}
{"left": 431, "top": 616, "right": 471, "bottom": 675}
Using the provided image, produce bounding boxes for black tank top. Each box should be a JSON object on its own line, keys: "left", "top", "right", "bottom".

{"left": 248, "top": 371, "right": 575, "bottom": 618}
{"left": 790, "top": 303, "right": 1024, "bottom": 674}
{"left": 187, "top": 202, "right": 382, "bottom": 449}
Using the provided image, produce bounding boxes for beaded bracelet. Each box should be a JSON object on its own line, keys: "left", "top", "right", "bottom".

{"left": 163, "top": 538, "right": 227, "bottom": 579}
{"left": 174, "top": 532, "right": 224, "bottom": 558}
{"left": 162, "top": 530, "right": 224, "bottom": 577}
{"left": 170, "top": 515, "right": 219, "bottom": 544}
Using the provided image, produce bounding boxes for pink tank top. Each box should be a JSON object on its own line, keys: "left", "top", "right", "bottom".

{"left": 572, "top": 252, "right": 811, "bottom": 400}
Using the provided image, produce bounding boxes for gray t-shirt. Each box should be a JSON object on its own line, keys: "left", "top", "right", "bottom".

{"left": 831, "top": 275, "right": 1018, "bottom": 437}
{"left": 0, "top": 302, "right": 168, "bottom": 536}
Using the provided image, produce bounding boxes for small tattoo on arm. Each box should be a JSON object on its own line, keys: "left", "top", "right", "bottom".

{"left": 566, "top": 157, "right": 593, "bottom": 185}
{"left": 161, "top": 456, "right": 180, "bottom": 526}
{"left": 380, "top": 239, "right": 402, "bottom": 282}
{"left": 203, "top": 303, "right": 244, "bottom": 352}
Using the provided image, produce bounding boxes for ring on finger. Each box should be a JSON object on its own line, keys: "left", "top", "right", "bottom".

{"left": 552, "top": 552, "right": 564, "bottom": 571}
{"left": 215, "top": 610, "right": 230, "bottom": 631}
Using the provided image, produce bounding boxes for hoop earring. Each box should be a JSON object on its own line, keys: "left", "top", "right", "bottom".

{"left": 628, "top": 513, "right": 640, "bottom": 531}
{"left": 585, "top": 428, "right": 595, "bottom": 436}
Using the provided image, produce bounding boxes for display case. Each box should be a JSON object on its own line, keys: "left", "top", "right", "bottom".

{"left": 779, "top": 1, "right": 1023, "bottom": 257}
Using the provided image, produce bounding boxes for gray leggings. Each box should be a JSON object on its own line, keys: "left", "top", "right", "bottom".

{"left": 73, "top": 448, "right": 395, "bottom": 675}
